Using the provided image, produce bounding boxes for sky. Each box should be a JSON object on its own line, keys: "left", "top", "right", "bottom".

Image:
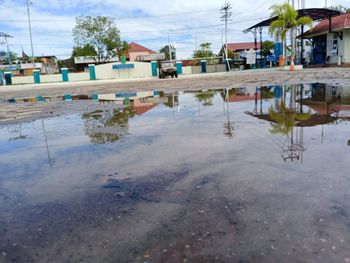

{"left": 0, "top": 0, "right": 349, "bottom": 60}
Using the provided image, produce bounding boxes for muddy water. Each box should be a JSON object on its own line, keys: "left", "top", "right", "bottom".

{"left": 1, "top": 85, "right": 350, "bottom": 263}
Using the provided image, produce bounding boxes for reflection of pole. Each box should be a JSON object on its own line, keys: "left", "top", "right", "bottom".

{"left": 42, "top": 120, "right": 53, "bottom": 168}
{"left": 254, "top": 87, "right": 258, "bottom": 114}
{"left": 224, "top": 88, "right": 234, "bottom": 137}
{"left": 321, "top": 125, "right": 325, "bottom": 144}
{"left": 260, "top": 88, "right": 263, "bottom": 114}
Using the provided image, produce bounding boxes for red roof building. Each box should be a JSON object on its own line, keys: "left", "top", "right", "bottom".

{"left": 126, "top": 42, "right": 156, "bottom": 61}
{"left": 303, "top": 13, "right": 350, "bottom": 37}
{"left": 226, "top": 42, "right": 261, "bottom": 52}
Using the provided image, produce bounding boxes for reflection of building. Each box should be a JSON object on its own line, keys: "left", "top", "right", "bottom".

{"left": 302, "top": 83, "right": 350, "bottom": 116}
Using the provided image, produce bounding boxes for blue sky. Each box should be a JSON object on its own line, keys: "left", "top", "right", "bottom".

{"left": 0, "top": 0, "right": 349, "bottom": 59}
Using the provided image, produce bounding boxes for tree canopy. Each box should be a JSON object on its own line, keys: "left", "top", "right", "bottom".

{"left": 1, "top": 51, "right": 17, "bottom": 64}
{"left": 261, "top": 40, "right": 274, "bottom": 57}
{"left": 73, "top": 16, "right": 128, "bottom": 63}
{"left": 329, "top": 5, "right": 350, "bottom": 13}
{"left": 193, "top": 42, "right": 214, "bottom": 58}
{"left": 72, "top": 44, "right": 97, "bottom": 58}
{"left": 160, "top": 45, "right": 176, "bottom": 60}
{"left": 269, "top": 3, "right": 313, "bottom": 64}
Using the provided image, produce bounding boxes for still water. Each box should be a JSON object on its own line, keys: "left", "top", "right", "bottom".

{"left": 0, "top": 84, "right": 350, "bottom": 263}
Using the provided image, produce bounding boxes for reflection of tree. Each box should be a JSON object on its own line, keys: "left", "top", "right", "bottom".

{"left": 194, "top": 91, "right": 214, "bottom": 106}
{"left": 269, "top": 100, "right": 311, "bottom": 135}
{"left": 261, "top": 87, "right": 274, "bottom": 100}
{"left": 82, "top": 107, "right": 135, "bottom": 144}
{"left": 269, "top": 99, "right": 311, "bottom": 163}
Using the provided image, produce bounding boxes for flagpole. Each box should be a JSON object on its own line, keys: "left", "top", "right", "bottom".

{"left": 26, "top": 0, "right": 35, "bottom": 66}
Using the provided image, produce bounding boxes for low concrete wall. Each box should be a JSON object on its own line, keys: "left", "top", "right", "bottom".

{"left": 69, "top": 72, "right": 90, "bottom": 82}
{"left": 95, "top": 62, "right": 152, "bottom": 80}
{"left": 207, "top": 64, "right": 226, "bottom": 73}
{"left": 11, "top": 61, "right": 227, "bottom": 85}
{"left": 12, "top": 73, "right": 85, "bottom": 85}
{"left": 182, "top": 66, "right": 192, "bottom": 75}
{"left": 12, "top": 76, "right": 34, "bottom": 85}
{"left": 192, "top": 66, "right": 201, "bottom": 75}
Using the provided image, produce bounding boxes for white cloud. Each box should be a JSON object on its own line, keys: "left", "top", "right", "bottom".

{"left": 0, "top": 0, "right": 348, "bottom": 59}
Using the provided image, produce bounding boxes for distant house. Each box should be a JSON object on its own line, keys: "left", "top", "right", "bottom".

{"left": 302, "top": 13, "right": 350, "bottom": 65}
{"left": 36, "top": 56, "right": 59, "bottom": 74}
{"left": 226, "top": 42, "right": 261, "bottom": 53}
{"left": 126, "top": 42, "right": 157, "bottom": 61}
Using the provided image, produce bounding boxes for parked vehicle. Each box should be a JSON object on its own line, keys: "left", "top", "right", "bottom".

{"left": 159, "top": 61, "right": 178, "bottom": 79}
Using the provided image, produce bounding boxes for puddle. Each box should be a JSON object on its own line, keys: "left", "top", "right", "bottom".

{"left": 1, "top": 84, "right": 350, "bottom": 262}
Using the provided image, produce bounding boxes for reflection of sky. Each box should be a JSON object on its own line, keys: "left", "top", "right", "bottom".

{"left": 0, "top": 93, "right": 349, "bottom": 208}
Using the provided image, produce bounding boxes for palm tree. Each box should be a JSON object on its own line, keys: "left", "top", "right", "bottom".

{"left": 269, "top": 3, "right": 313, "bottom": 66}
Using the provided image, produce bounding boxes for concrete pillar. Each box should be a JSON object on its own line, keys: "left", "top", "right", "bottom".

{"left": 176, "top": 61, "right": 183, "bottom": 75}
{"left": 33, "top": 69, "right": 41, "bottom": 84}
{"left": 89, "top": 64, "right": 96, "bottom": 80}
{"left": 36, "top": 96, "right": 44, "bottom": 102}
{"left": 63, "top": 94, "right": 72, "bottom": 101}
{"left": 61, "top": 68, "right": 69, "bottom": 82}
{"left": 200, "top": 60, "right": 207, "bottom": 73}
{"left": 151, "top": 61, "right": 158, "bottom": 77}
{"left": 4, "top": 72, "right": 12, "bottom": 85}
{"left": 91, "top": 94, "right": 99, "bottom": 101}
{"left": 225, "top": 59, "right": 232, "bottom": 71}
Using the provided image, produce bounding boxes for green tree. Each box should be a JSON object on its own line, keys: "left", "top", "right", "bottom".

{"left": 193, "top": 42, "right": 214, "bottom": 58}
{"left": 219, "top": 48, "right": 235, "bottom": 59}
{"left": 329, "top": 5, "right": 350, "bottom": 13}
{"left": 117, "top": 41, "right": 130, "bottom": 58}
{"left": 261, "top": 40, "right": 274, "bottom": 57}
{"left": 269, "top": 3, "right": 313, "bottom": 65}
{"left": 72, "top": 44, "right": 97, "bottom": 58}
{"left": 2, "top": 51, "right": 17, "bottom": 64}
{"left": 73, "top": 16, "right": 126, "bottom": 63}
{"left": 160, "top": 45, "right": 176, "bottom": 60}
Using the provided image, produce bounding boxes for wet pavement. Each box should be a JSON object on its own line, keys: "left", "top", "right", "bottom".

{"left": 1, "top": 84, "right": 350, "bottom": 262}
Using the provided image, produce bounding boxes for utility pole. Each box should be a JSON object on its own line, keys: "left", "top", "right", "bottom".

{"left": 220, "top": 1, "right": 232, "bottom": 71}
{"left": 195, "top": 32, "right": 198, "bottom": 52}
{"left": 27, "top": 0, "right": 35, "bottom": 65}
{"left": 168, "top": 33, "right": 172, "bottom": 62}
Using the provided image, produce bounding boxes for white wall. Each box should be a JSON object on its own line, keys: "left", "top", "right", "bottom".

{"left": 326, "top": 32, "right": 344, "bottom": 64}
{"left": 12, "top": 72, "right": 90, "bottom": 85}
{"left": 95, "top": 62, "right": 153, "bottom": 80}
{"left": 343, "top": 29, "right": 350, "bottom": 64}
{"left": 182, "top": 66, "right": 192, "bottom": 75}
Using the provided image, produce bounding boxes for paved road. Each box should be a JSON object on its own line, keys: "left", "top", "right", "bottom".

{"left": 1, "top": 67, "right": 350, "bottom": 99}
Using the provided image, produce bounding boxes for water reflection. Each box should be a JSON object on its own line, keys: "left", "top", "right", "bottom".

{"left": 2, "top": 85, "right": 350, "bottom": 262}
{"left": 245, "top": 83, "right": 350, "bottom": 161}
{"left": 194, "top": 90, "right": 215, "bottom": 107}
{"left": 82, "top": 108, "right": 135, "bottom": 144}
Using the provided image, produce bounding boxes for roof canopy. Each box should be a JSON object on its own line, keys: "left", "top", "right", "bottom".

{"left": 302, "top": 13, "right": 350, "bottom": 38}
{"left": 244, "top": 8, "right": 342, "bottom": 33}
